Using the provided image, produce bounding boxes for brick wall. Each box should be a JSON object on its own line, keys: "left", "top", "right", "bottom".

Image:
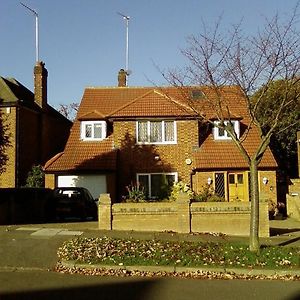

{"left": 98, "top": 194, "right": 270, "bottom": 237}
{"left": 113, "top": 119, "right": 199, "bottom": 198}
{"left": 0, "top": 107, "right": 16, "bottom": 187}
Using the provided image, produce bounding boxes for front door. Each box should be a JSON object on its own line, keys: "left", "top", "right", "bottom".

{"left": 228, "top": 173, "right": 245, "bottom": 201}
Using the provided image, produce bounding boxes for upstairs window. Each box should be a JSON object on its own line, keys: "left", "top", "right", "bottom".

{"left": 81, "top": 121, "right": 107, "bottom": 141}
{"left": 137, "top": 120, "right": 177, "bottom": 144}
{"left": 213, "top": 120, "right": 240, "bottom": 140}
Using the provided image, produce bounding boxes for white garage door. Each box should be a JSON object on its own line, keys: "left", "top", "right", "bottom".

{"left": 57, "top": 175, "right": 107, "bottom": 199}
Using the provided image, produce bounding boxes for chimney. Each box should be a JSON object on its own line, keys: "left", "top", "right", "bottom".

{"left": 34, "top": 61, "right": 48, "bottom": 109}
{"left": 118, "top": 69, "right": 127, "bottom": 87}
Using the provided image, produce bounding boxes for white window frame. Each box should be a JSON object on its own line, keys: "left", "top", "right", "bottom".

{"left": 136, "top": 120, "right": 177, "bottom": 144}
{"left": 80, "top": 120, "right": 107, "bottom": 141}
{"left": 213, "top": 120, "right": 240, "bottom": 140}
{"left": 137, "top": 172, "right": 178, "bottom": 199}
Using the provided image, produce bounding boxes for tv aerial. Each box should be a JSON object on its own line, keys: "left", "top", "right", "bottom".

{"left": 20, "top": 2, "right": 39, "bottom": 62}
{"left": 117, "top": 12, "right": 132, "bottom": 76}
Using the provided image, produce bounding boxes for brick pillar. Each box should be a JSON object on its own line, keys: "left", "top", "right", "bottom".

{"left": 259, "top": 202, "right": 270, "bottom": 237}
{"left": 98, "top": 194, "right": 112, "bottom": 230}
{"left": 176, "top": 192, "right": 191, "bottom": 233}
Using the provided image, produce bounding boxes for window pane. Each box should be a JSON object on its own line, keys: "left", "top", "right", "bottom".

{"left": 150, "top": 174, "right": 173, "bottom": 199}
{"left": 150, "top": 174, "right": 162, "bottom": 198}
{"left": 150, "top": 121, "right": 162, "bottom": 142}
{"left": 164, "top": 121, "right": 174, "bottom": 142}
{"left": 137, "top": 175, "right": 149, "bottom": 198}
{"left": 237, "top": 174, "right": 243, "bottom": 184}
{"left": 85, "top": 124, "right": 92, "bottom": 138}
{"left": 229, "top": 174, "right": 235, "bottom": 184}
{"left": 166, "top": 174, "right": 176, "bottom": 185}
{"left": 94, "top": 123, "right": 102, "bottom": 139}
{"left": 138, "top": 121, "right": 148, "bottom": 142}
{"left": 218, "top": 127, "right": 225, "bottom": 137}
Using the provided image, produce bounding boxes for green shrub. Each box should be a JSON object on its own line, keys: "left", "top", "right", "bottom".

{"left": 193, "top": 184, "right": 225, "bottom": 202}
{"left": 170, "top": 181, "right": 194, "bottom": 200}
{"left": 24, "top": 165, "right": 44, "bottom": 187}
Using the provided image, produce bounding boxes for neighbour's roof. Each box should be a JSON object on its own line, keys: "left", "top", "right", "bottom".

{"left": 44, "top": 85, "right": 277, "bottom": 172}
{"left": 0, "top": 76, "right": 34, "bottom": 105}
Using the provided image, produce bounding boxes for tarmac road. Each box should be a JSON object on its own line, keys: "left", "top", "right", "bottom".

{"left": 0, "top": 269, "right": 299, "bottom": 300}
{"left": 0, "top": 219, "right": 299, "bottom": 300}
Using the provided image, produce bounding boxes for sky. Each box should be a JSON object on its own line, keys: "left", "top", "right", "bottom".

{"left": 1, "top": 0, "right": 299, "bottom": 108}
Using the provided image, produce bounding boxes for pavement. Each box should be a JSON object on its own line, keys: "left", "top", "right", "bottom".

{"left": 0, "top": 217, "right": 299, "bottom": 273}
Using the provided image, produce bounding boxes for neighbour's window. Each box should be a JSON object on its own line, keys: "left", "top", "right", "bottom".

{"left": 81, "top": 121, "right": 107, "bottom": 141}
{"left": 136, "top": 120, "right": 176, "bottom": 144}
{"left": 213, "top": 120, "right": 240, "bottom": 140}
{"left": 137, "top": 173, "right": 178, "bottom": 199}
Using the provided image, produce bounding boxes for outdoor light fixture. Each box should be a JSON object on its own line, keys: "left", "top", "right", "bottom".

{"left": 154, "top": 155, "right": 160, "bottom": 161}
{"left": 262, "top": 177, "right": 268, "bottom": 185}
{"left": 207, "top": 177, "right": 212, "bottom": 185}
{"left": 185, "top": 158, "right": 192, "bottom": 165}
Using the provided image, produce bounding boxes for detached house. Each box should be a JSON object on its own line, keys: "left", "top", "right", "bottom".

{"left": 0, "top": 62, "right": 72, "bottom": 187}
{"left": 44, "top": 70, "right": 278, "bottom": 203}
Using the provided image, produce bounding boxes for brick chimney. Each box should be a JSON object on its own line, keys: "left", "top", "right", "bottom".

{"left": 34, "top": 61, "right": 48, "bottom": 109}
{"left": 118, "top": 69, "right": 127, "bottom": 87}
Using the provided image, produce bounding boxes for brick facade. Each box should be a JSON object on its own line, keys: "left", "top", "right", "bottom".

{"left": 113, "top": 119, "right": 199, "bottom": 198}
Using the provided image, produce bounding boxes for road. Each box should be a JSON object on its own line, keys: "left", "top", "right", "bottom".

{"left": 0, "top": 222, "right": 299, "bottom": 300}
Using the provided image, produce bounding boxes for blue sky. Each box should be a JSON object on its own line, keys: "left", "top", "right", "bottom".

{"left": 1, "top": 0, "right": 299, "bottom": 108}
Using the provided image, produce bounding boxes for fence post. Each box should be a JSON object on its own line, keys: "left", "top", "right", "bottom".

{"left": 98, "top": 194, "right": 112, "bottom": 230}
{"left": 176, "top": 192, "right": 191, "bottom": 233}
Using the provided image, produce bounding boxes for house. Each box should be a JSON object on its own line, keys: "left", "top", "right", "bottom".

{"left": 0, "top": 62, "right": 72, "bottom": 187}
{"left": 44, "top": 70, "right": 278, "bottom": 202}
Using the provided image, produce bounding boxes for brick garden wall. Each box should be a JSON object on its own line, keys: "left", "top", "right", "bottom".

{"left": 98, "top": 193, "right": 270, "bottom": 237}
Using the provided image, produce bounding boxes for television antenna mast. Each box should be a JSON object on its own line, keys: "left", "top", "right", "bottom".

{"left": 117, "top": 12, "right": 131, "bottom": 76}
{"left": 20, "top": 2, "right": 39, "bottom": 62}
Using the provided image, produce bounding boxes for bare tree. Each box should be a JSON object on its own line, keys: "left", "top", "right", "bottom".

{"left": 58, "top": 102, "right": 79, "bottom": 121}
{"left": 166, "top": 7, "right": 300, "bottom": 252}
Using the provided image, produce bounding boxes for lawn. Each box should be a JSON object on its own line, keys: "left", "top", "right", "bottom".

{"left": 57, "top": 237, "right": 300, "bottom": 270}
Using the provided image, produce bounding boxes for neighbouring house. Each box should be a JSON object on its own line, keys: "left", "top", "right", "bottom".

{"left": 44, "top": 70, "right": 278, "bottom": 203}
{"left": 0, "top": 62, "right": 72, "bottom": 187}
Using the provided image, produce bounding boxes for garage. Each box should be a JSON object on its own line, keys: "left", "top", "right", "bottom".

{"left": 57, "top": 175, "right": 107, "bottom": 199}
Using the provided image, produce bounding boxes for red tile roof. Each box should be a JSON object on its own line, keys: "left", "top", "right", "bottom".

{"left": 44, "top": 122, "right": 116, "bottom": 171}
{"left": 44, "top": 85, "right": 277, "bottom": 172}
{"left": 193, "top": 126, "right": 277, "bottom": 169}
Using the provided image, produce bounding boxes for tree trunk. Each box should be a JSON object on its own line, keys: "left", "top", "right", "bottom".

{"left": 249, "top": 159, "right": 260, "bottom": 252}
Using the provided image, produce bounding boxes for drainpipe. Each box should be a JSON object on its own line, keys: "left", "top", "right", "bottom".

{"left": 190, "top": 169, "right": 196, "bottom": 192}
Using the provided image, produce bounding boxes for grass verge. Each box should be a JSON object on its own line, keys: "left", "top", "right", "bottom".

{"left": 57, "top": 237, "right": 300, "bottom": 270}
